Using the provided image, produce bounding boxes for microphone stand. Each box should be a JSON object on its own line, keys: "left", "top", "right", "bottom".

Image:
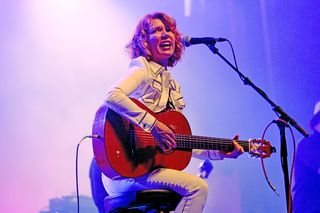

{"left": 206, "top": 43, "right": 309, "bottom": 213}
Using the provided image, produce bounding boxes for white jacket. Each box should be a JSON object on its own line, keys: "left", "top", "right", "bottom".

{"left": 105, "top": 56, "right": 223, "bottom": 160}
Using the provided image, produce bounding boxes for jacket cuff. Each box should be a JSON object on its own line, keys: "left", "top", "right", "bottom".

{"left": 138, "top": 112, "right": 157, "bottom": 132}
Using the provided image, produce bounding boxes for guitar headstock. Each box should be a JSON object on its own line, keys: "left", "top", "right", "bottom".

{"left": 248, "top": 139, "right": 276, "bottom": 158}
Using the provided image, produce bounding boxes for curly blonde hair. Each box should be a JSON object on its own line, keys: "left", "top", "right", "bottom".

{"left": 126, "top": 12, "right": 184, "bottom": 67}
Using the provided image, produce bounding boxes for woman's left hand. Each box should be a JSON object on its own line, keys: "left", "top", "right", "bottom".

{"left": 221, "top": 134, "right": 244, "bottom": 159}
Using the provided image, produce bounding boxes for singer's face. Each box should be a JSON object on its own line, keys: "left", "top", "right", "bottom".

{"left": 148, "top": 19, "right": 175, "bottom": 67}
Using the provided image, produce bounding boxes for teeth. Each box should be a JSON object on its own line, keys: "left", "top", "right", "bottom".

{"left": 160, "top": 42, "right": 171, "bottom": 47}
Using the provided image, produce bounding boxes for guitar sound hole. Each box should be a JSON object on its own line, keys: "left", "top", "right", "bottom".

{"left": 132, "top": 146, "right": 157, "bottom": 165}
{"left": 129, "top": 127, "right": 157, "bottom": 166}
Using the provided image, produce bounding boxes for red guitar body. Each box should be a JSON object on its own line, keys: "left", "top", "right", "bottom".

{"left": 92, "top": 100, "right": 192, "bottom": 178}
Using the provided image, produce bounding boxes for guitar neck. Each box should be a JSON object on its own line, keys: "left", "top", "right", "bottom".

{"left": 175, "top": 134, "right": 249, "bottom": 152}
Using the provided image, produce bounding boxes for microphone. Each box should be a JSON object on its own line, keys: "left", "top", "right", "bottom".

{"left": 182, "top": 36, "right": 227, "bottom": 47}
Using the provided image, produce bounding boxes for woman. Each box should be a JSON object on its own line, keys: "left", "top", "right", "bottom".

{"left": 103, "top": 12, "right": 244, "bottom": 212}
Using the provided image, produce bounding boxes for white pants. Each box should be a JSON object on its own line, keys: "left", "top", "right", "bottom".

{"left": 102, "top": 168, "right": 208, "bottom": 212}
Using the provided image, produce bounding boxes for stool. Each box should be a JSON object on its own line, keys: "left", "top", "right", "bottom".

{"left": 104, "top": 189, "right": 182, "bottom": 213}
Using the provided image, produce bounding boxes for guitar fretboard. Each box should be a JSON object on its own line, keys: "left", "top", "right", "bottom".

{"left": 175, "top": 134, "right": 249, "bottom": 152}
{"left": 131, "top": 129, "right": 250, "bottom": 152}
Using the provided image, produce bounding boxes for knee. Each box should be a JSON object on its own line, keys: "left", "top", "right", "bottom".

{"left": 196, "top": 178, "right": 209, "bottom": 198}
{"left": 183, "top": 176, "right": 208, "bottom": 199}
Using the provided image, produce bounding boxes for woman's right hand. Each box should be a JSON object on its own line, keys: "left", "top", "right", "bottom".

{"left": 151, "top": 120, "right": 176, "bottom": 153}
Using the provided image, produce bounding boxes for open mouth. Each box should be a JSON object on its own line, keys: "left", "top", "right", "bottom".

{"left": 159, "top": 41, "right": 172, "bottom": 48}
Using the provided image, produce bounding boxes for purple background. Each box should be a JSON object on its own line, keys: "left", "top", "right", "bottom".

{"left": 1, "top": 0, "right": 319, "bottom": 212}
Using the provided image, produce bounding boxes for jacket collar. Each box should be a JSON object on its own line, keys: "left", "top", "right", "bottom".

{"left": 149, "top": 60, "right": 166, "bottom": 76}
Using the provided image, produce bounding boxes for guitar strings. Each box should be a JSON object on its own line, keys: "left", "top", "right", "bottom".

{"left": 129, "top": 133, "right": 249, "bottom": 145}
{"left": 128, "top": 130, "right": 270, "bottom": 157}
{"left": 129, "top": 131, "right": 251, "bottom": 150}
{"left": 129, "top": 131, "right": 249, "bottom": 144}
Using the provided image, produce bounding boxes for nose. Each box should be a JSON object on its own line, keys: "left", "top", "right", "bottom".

{"left": 161, "top": 31, "right": 169, "bottom": 39}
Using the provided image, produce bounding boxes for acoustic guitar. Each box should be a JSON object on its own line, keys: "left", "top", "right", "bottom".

{"left": 92, "top": 99, "right": 275, "bottom": 178}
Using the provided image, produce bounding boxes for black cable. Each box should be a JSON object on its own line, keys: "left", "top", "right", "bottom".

{"left": 226, "top": 39, "right": 239, "bottom": 71}
{"left": 285, "top": 123, "right": 296, "bottom": 213}
{"left": 224, "top": 39, "right": 281, "bottom": 120}
{"left": 260, "top": 120, "right": 280, "bottom": 196}
{"left": 76, "top": 135, "right": 100, "bottom": 213}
